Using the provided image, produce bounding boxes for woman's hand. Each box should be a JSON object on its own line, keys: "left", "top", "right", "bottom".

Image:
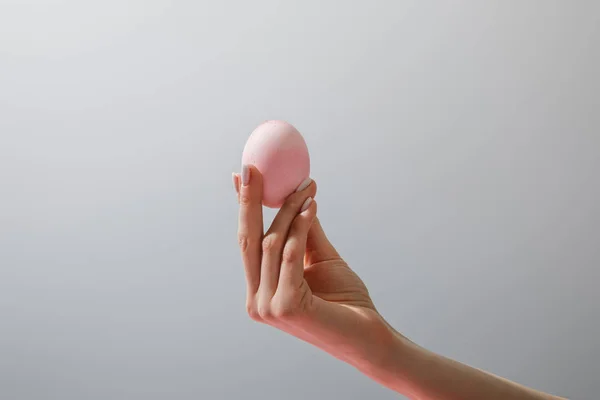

{"left": 232, "top": 165, "right": 397, "bottom": 373}
{"left": 232, "top": 165, "right": 566, "bottom": 400}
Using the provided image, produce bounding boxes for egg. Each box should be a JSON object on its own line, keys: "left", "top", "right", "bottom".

{"left": 241, "top": 120, "right": 310, "bottom": 208}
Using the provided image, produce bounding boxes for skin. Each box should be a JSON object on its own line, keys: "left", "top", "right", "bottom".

{"left": 232, "top": 166, "right": 567, "bottom": 400}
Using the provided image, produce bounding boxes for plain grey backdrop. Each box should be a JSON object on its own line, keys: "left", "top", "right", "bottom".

{"left": 1, "top": 1, "right": 598, "bottom": 399}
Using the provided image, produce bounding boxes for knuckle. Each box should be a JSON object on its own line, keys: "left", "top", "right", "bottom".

{"left": 257, "top": 303, "right": 273, "bottom": 321}
{"left": 261, "top": 234, "right": 280, "bottom": 253}
{"left": 246, "top": 302, "right": 261, "bottom": 322}
{"left": 239, "top": 194, "right": 251, "bottom": 206}
{"left": 237, "top": 233, "right": 249, "bottom": 252}
{"left": 281, "top": 245, "right": 300, "bottom": 264}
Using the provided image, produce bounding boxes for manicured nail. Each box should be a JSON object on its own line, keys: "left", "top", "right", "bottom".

{"left": 232, "top": 173, "right": 239, "bottom": 194}
{"left": 241, "top": 165, "right": 250, "bottom": 186}
{"left": 300, "top": 197, "right": 313, "bottom": 213}
{"left": 295, "top": 177, "right": 312, "bottom": 192}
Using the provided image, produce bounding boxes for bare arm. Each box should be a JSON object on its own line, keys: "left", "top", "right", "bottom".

{"left": 362, "top": 329, "right": 566, "bottom": 400}
{"left": 233, "top": 168, "right": 567, "bottom": 400}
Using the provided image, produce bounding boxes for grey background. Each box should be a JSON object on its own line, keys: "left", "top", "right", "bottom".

{"left": 1, "top": 1, "right": 598, "bottom": 399}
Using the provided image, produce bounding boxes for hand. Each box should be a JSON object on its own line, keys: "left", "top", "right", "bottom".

{"left": 232, "top": 166, "right": 566, "bottom": 400}
{"left": 233, "top": 166, "right": 397, "bottom": 372}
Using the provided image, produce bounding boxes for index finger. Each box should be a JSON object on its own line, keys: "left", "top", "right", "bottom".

{"left": 237, "top": 164, "right": 264, "bottom": 294}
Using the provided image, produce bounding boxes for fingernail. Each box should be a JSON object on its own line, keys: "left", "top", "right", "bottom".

{"left": 232, "top": 173, "right": 239, "bottom": 194}
{"left": 300, "top": 197, "right": 313, "bottom": 213}
{"left": 295, "top": 177, "right": 312, "bottom": 192}
{"left": 241, "top": 165, "right": 250, "bottom": 186}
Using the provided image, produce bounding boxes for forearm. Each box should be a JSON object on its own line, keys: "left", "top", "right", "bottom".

{"left": 361, "top": 330, "right": 567, "bottom": 400}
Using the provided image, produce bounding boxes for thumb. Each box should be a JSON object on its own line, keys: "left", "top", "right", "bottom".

{"left": 305, "top": 217, "right": 340, "bottom": 265}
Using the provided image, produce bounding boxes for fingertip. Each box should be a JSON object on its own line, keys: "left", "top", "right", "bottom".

{"left": 294, "top": 178, "right": 317, "bottom": 196}
{"left": 300, "top": 197, "right": 313, "bottom": 213}
{"left": 289, "top": 199, "right": 317, "bottom": 237}
{"left": 239, "top": 165, "right": 263, "bottom": 204}
{"left": 248, "top": 164, "right": 263, "bottom": 180}
{"left": 301, "top": 197, "right": 317, "bottom": 217}
{"left": 289, "top": 180, "right": 317, "bottom": 209}
{"left": 240, "top": 164, "right": 263, "bottom": 186}
{"left": 308, "top": 180, "right": 317, "bottom": 197}
{"left": 295, "top": 177, "right": 312, "bottom": 193}
{"left": 241, "top": 165, "right": 250, "bottom": 186}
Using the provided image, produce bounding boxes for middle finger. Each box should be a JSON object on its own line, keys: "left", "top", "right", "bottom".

{"left": 259, "top": 178, "right": 316, "bottom": 298}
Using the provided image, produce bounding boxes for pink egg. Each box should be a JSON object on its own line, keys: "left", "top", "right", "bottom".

{"left": 241, "top": 120, "right": 310, "bottom": 208}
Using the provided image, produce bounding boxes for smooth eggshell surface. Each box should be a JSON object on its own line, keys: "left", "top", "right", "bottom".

{"left": 242, "top": 120, "right": 310, "bottom": 208}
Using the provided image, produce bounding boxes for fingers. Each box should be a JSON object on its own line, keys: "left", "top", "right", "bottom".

{"left": 237, "top": 165, "right": 264, "bottom": 294}
{"left": 278, "top": 198, "right": 317, "bottom": 291}
{"left": 233, "top": 169, "right": 320, "bottom": 327}
{"left": 259, "top": 179, "right": 316, "bottom": 297}
{"left": 305, "top": 217, "right": 340, "bottom": 265}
